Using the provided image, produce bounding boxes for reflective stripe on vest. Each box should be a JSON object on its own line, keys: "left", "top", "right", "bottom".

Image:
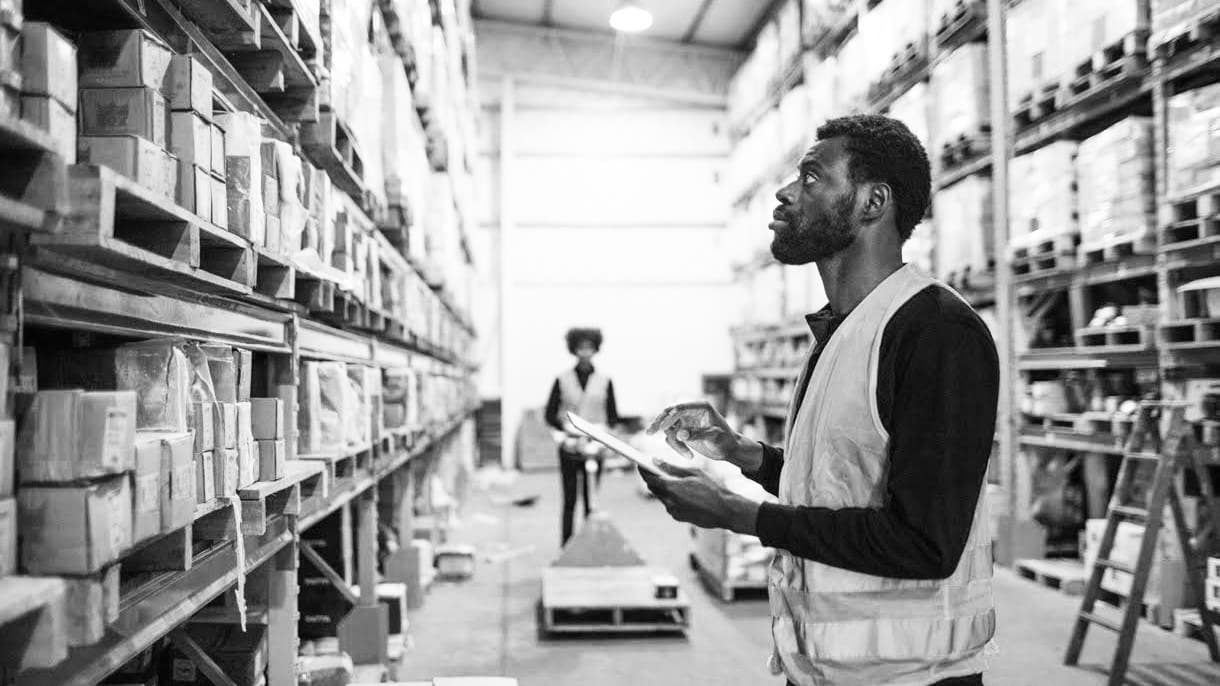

{"left": 558, "top": 369, "right": 609, "bottom": 426}
{"left": 768, "top": 265, "right": 997, "bottom": 686}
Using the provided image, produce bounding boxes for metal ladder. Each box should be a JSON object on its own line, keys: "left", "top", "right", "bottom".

{"left": 1064, "top": 401, "right": 1220, "bottom": 685}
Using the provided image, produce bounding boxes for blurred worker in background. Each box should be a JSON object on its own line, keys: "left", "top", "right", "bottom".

{"left": 545, "top": 327, "right": 621, "bottom": 545}
{"left": 642, "top": 115, "right": 999, "bottom": 686}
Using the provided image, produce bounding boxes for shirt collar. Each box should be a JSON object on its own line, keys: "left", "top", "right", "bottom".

{"left": 805, "top": 304, "right": 844, "bottom": 343}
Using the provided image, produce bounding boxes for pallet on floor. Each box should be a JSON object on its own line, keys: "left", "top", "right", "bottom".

{"left": 0, "top": 109, "right": 69, "bottom": 232}
{"left": 689, "top": 552, "right": 768, "bottom": 603}
{"left": 1158, "top": 318, "right": 1220, "bottom": 350}
{"left": 1057, "top": 31, "right": 1149, "bottom": 107}
{"left": 1014, "top": 558, "right": 1086, "bottom": 595}
{"left": 33, "top": 165, "right": 256, "bottom": 296}
{"left": 1078, "top": 232, "right": 1156, "bottom": 265}
{"left": 935, "top": 0, "right": 986, "bottom": 50}
{"left": 539, "top": 567, "right": 689, "bottom": 635}
{"left": 1075, "top": 324, "right": 1155, "bottom": 353}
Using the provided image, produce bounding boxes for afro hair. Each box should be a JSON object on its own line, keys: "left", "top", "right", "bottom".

{"left": 816, "top": 114, "right": 932, "bottom": 242}
{"left": 565, "top": 327, "right": 603, "bottom": 354}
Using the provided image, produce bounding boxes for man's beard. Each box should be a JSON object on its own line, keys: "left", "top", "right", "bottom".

{"left": 770, "top": 191, "right": 857, "bottom": 265}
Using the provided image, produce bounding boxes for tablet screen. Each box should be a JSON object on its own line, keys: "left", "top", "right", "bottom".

{"left": 566, "top": 411, "right": 668, "bottom": 475}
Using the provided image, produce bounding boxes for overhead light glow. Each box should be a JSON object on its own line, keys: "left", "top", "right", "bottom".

{"left": 609, "top": 2, "right": 653, "bottom": 33}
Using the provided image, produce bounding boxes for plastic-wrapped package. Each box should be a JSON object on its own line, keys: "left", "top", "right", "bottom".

{"left": 299, "top": 361, "right": 347, "bottom": 455}
{"left": 860, "top": 0, "right": 929, "bottom": 85}
{"left": 1153, "top": 0, "right": 1215, "bottom": 44}
{"left": 903, "top": 219, "right": 936, "bottom": 275}
{"left": 931, "top": 44, "right": 989, "bottom": 152}
{"left": 343, "top": 369, "right": 367, "bottom": 449}
{"left": 114, "top": 340, "right": 192, "bottom": 433}
{"left": 934, "top": 175, "right": 994, "bottom": 282}
{"left": 779, "top": 82, "right": 812, "bottom": 153}
{"left": 1063, "top": 0, "right": 1146, "bottom": 70}
{"left": 1005, "top": 0, "right": 1068, "bottom": 107}
{"left": 1077, "top": 117, "right": 1155, "bottom": 245}
{"left": 1167, "top": 82, "right": 1220, "bottom": 197}
{"left": 835, "top": 31, "right": 870, "bottom": 110}
{"left": 1009, "top": 141, "right": 1079, "bottom": 246}
{"left": 216, "top": 111, "right": 265, "bottom": 243}
{"left": 803, "top": 0, "right": 855, "bottom": 43}
{"left": 887, "top": 82, "right": 930, "bottom": 152}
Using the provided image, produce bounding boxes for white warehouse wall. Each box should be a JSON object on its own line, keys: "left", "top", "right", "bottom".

{"left": 476, "top": 79, "right": 737, "bottom": 465}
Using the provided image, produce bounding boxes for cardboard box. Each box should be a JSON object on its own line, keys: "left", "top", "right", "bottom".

{"left": 79, "top": 87, "right": 167, "bottom": 146}
{"left": 202, "top": 345, "right": 237, "bottom": 404}
{"left": 0, "top": 497, "right": 14, "bottom": 576}
{"left": 257, "top": 439, "right": 285, "bottom": 481}
{"left": 18, "top": 390, "right": 137, "bottom": 483}
{"left": 132, "top": 435, "right": 163, "bottom": 544}
{"left": 65, "top": 564, "right": 120, "bottom": 647}
{"left": 157, "top": 432, "right": 194, "bottom": 530}
{"left": 251, "top": 397, "right": 284, "bottom": 440}
{"left": 211, "top": 172, "right": 228, "bottom": 230}
{"left": 169, "top": 111, "right": 209, "bottom": 165}
{"left": 162, "top": 148, "right": 180, "bottom": 200}
{"left": 18, "top": 475, "right": 132, "bottom": 574}
{"left": 216, "top": 111, "right": 264, "bottom": 241}
{"left": 176, "top": 160, "right": 210, "bottom": 220}
{"left": 21, "top": 95, "right": 76, "bottom": 162}
{"left": 211, "top": 122, "right": 226, "bottom": 176}
{"left": 190, "top": 401, "right": 215, "bottom": 456}
{"left": 237, "top": 401, "right": 255, "bottom": 487}
{"left": 276, "top": 383, "right": 297, "bottom": 463}
{"left": 167, "top": 54, "right": 212, "bottom": 118}
{"left": 20, "top": 22, "right": 77, "bottom": 110}
{"left": 78, "top": 29, "right": 173, "bottom": 89}
{"left": 117, "top": 341, "right": 191, "bottom": 432}
{"left": 0, "top": 419, "right": 12, "bottom": 498}
{"left": 196, "top": 450, "right": 215, "bottom": 504}
{"left": 220, "top": 447, "right": 239, "bottom": 498}
{"left": 78, "top": 135, "right": 172, "bottom": 198}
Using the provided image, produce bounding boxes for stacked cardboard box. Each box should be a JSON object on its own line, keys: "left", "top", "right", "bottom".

{"left": 860, "top": 0, "right": 930, "bottom": 88}
{"left": 1167, "top": 81, "right": 1220, "bottom": 197}
{"left": 1005, "top": 0, "right": 1068, "bottom": 107}
{"left": 1152, "top": 0, "right": 1217, "bottom": 44}
{"left": 1063, "top": 0, "right": 1147, "bottom": 71}
{"left": 888, "top": 82, "right": 931, "bottom": 152}
{"left": 1009, "top": 141, "right": 1079, "bottom": 247}
{"left": 216, "top": 111, "right": 264, "bottom": 242}
{"left": 76, "top": 30, "right": 178, "bottom": 199}
{"left": 166, "top": 54, "right": 224, "bottom": 227}
{"left": 931, "top": 44, "right": 989, "bottom": 153}
{"left": 934, "top": 176, "right": 994, "bottom": 284}
{"left": 1077, "top": 117, "right": 1156, "bottom": 246}
{"left": 20, "top": 22, "right": 76, "bottom": 162}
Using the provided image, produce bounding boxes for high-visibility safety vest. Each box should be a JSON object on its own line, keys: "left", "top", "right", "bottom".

{"left": 558, "top": 368, "right": 610, "bottom": 426}
{"left": 769, "top": 265, "right": 997, "bottom": 686}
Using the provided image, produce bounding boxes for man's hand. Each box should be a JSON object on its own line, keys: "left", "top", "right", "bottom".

{"left": 646, "top": 400, "right": 763, "bottom": 472}
{"left": 639, "top": 461, "right": 760, "bottom": 535}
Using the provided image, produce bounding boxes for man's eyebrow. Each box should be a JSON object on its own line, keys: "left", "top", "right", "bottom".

{"left": 799, "top": 158, "right": 824, "bottom": 172}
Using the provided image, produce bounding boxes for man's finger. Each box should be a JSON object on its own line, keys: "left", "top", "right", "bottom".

{"left": 646, "top": 401, "right": 713, "bottom": 434}
{"left": 664, "top": 432, "right": 693, "bottom": 459}
{"left": 655, "top": 458, "right": 699, "bottom": 478}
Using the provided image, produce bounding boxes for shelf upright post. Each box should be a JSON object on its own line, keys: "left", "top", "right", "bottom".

{"left": 986, "top": 0, "right": 1019, "bottom": 558}
{"left": 337, "top": 490, "right": 389, "bottom": 666}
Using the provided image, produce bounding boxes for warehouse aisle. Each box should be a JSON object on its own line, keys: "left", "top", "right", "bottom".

{"left": 400, "top": 470, "right": 1220, "bottom": 686}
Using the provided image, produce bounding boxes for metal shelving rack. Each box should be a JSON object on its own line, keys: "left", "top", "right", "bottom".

{"left": 0, "top": 0, "right": 482, "bottom": 683}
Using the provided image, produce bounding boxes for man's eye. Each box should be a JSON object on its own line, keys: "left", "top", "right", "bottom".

{"left": 803, "top": 172, "right": 818, "bottom": 185}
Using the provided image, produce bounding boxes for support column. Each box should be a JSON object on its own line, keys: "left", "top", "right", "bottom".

{"left": 338, "top": 489, "right": 388, "bottom": 665}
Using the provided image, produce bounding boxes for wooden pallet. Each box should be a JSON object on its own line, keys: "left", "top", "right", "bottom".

{"left": 298, "top": 443, "right": 372, "bottom": 494}
{"left": 1075, "top": 325, "right": 1155, "bottom": 352}
{"left": 33, "top": 165, "right": 255, "bottom": 296}
{"left": 867, "top": 42, "right": 930, "bottom": 105}
{"left": 1161, "top": 186, "right": 1220, "bottom": 249}
{"left": 935, "top": 0, "right": 986, "bottom": 50}
{"left": 238, "top": 474, "right": 303, "bottom": 536}
{"left": 1014, "top": 558, "right": 1087, "bottom": 595}
{"left": 540, "top": 567, "right": 689, "bottom": 635}
{"left": 940, "top": 130, "right": 992, "bottom": 170}
{"left": 1011, "top": 233, "right": 1079, "bottom": 278}
{"left": 1158, "top": 318, "right": 1220, "bottom": 350}
{"left": 284, "top": 459, "right": 330, "bottom": 516}
{"left": 0, "top": 109, "right": 69, "bottom": 232}
{"left": 1078, "top": 233, "right": 1157, "bottom": 265}
{"left": 301, "top": 110, "right": 366, "bottom": 200}
{"left": 1058, "top": 31, "right": 1149, "bottom": 106}
{"left": 224, "top": 2, "right": 320, "bottom": 122}
{"left": 1152, "top": 5, "right": 1220, "bottom": 59}
{"left": 1013, "top": 82, "right": 1061, "bottom": 129}
{"left": 1173, "top": 608, "right": 1220, "bottom": 642}
{"left": 254, "top": 246, "right": 296, "bottom": 299}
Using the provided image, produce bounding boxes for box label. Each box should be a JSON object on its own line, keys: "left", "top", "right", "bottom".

{"left": 137, "top": 472, "right": 159, "bottom": 512}
{"left": 103, "top": 408, "right": 128, "bottom": 468}
{"left": 171, "top": 463, "right": 192, "bottom": 500}
{"left": 109, "top": 490, "right": 128, "bottom": 553}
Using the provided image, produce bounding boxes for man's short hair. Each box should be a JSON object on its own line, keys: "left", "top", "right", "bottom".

{"left": 565, "top": 327, "right": 603, "bottom": 353}
{"left": 816, "top": 114, "right": 932, "bottom": 241}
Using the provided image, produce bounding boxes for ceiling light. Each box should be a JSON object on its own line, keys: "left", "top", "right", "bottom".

{"left": 609, "top": 2, "right": 653, "bottom": 33}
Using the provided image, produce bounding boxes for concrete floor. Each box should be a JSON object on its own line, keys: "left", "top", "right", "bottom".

{"left": 399, "top": 469, "right": 1220, "bottom": 685}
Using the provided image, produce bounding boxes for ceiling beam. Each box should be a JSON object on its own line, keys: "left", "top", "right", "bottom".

{"left": 743, "top": 0, "right": 785, "bottom": 49}
{"left": 682, "top": 0, "right": 715, "bottom": 43}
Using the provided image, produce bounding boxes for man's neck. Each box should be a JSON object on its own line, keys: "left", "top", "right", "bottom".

{"left": 815, "top": 241, "right": 904, "bottom": 315}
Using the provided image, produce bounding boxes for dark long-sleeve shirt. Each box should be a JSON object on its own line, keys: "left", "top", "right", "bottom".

{"left": 544, "top": 366, "right": 620, "bottom": 431}
{"left": 750, "top": 285, "right": 999, "bottom": 580}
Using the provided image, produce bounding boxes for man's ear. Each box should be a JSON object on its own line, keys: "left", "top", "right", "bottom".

{"left": 861, "top": 183, "right": 891, "bottom": 223}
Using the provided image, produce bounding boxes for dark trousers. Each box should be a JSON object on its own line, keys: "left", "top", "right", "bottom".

{"left": 559, "top": 449, "right": 602, "bottom": 545}
{"left": 788, "top": 675, "right": 982, "bottom": 686}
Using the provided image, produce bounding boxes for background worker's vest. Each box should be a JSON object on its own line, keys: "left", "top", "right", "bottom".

{"left": 556, "top": 369, "right": 609, "bottom": 454}
{"left": 769, "top": 265, "right": 997, "bottom": 686}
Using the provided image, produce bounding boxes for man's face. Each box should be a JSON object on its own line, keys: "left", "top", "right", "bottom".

{"left": 575, "top": 341, "right": 597, "bottom": 364}
{"left": 770, "top": 137, "right": 859, "bottom": 265}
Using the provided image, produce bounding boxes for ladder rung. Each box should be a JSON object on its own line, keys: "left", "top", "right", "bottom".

{"left": 1125, "top": 452, "right": 1163, "bottom": 462}
{"left": 1093, "top": 558, "right": 1134, "bottom": 575}
{"left": 1111, "top": 505, "right": 1149, "bottom": 521}
{"left": 1080, "top": 611, "right": 1123, "bottom": 633}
